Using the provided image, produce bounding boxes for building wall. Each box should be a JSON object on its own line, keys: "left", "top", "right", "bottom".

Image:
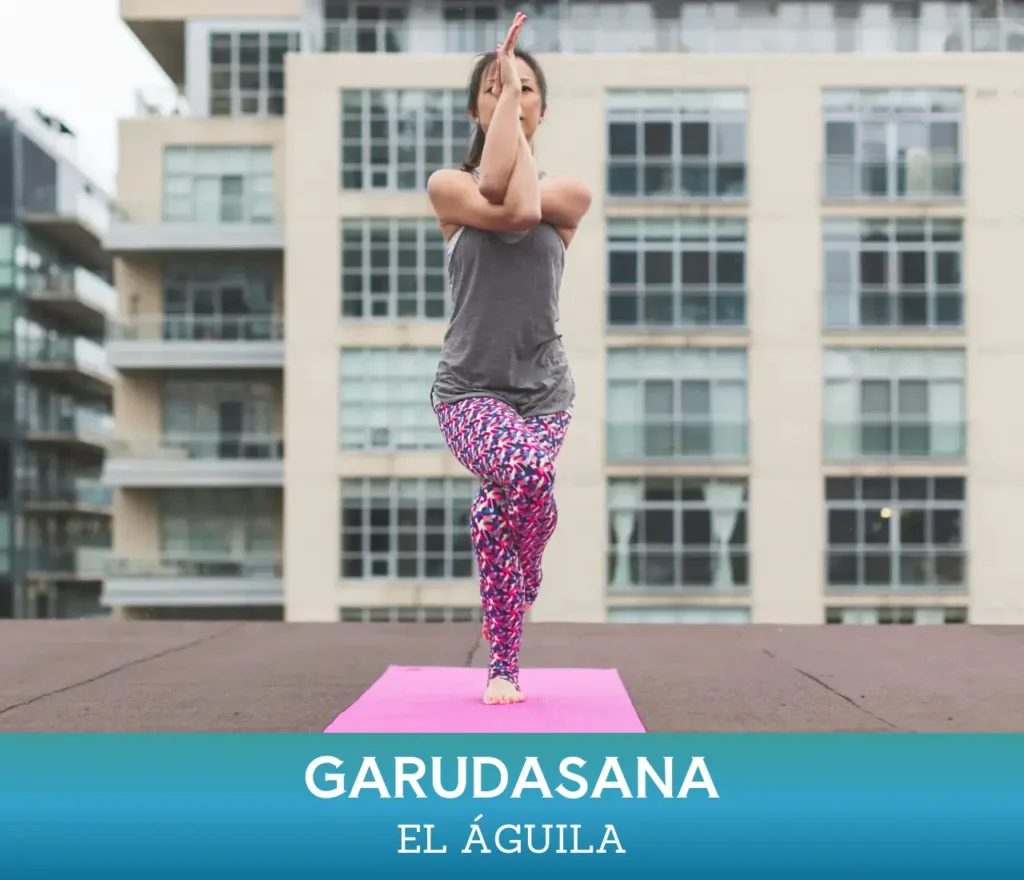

{"left": 278, "top": 51, "right": 1024, "bottom": 625}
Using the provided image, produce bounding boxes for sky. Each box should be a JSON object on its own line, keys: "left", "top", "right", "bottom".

{"left": 0, "top": 0, "right": 172, "bottom": 192}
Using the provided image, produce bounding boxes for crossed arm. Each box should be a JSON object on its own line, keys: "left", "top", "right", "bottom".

{"left": 427, "top": 92, "right": 592, "bottom": 245}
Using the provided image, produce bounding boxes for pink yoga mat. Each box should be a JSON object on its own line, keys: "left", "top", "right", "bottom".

{"left": 324, "top": 666, "right": 646, "bottom": 733}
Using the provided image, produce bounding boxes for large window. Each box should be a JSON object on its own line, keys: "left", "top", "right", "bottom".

{"left": 607, "top": 347, "right": 747, "bottom": 461}
{"left": 161, "top": 266, "right": 277, "bottom": 341}
{"left": 163, "top": 146, "right": 276, "bottom": 223}
{"left": 208, "top": 31, "right": 301, "bottom": 117}
{"left": 822, "top": 348, "right": 965, "bottom": 460}
{"left": 339, "top": 348, "right": 443, "bottom": 451}
{"left": 340, "top": 606, "right": 483, "bottom": 623}
{"left": 606, "top": 90, "right": 746, "bottom": 200}
{"left": 161, "top": 380, "right": 280, "bottom": 459}
{"left": 341, "top": 219, "right": 447, "bottom": 319}
{"left": 823, "top": 89, "right": 963, "bottom": 200}
{"left": 825, "top": 476, "right": 966, "bottom": 593}
{"left": 340, "top": 478, "right": 476, "bottom": 579}
{"left": 323, "top": 0, "right": 408, "bottom": 52}
{"left": 340, "top": 90, "right": 471, "bottom": 191}
{"left": 825, "top": 606, "right": 967, "bottom": 625}
{"left": 823, "top": 217, "right": 962, "bottom": 329}
{"left": 607, "top": 477, "right": 749, "bottom": 592}
{"left": 607, "top": 216, "right": 746, "bottom": 329}
{"left": 160, "top": 489, "right": 279, "bottom": 564}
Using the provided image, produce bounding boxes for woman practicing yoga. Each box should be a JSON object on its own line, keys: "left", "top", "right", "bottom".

{"left": 428, "top": 13, "right": 593, "bottom": 706}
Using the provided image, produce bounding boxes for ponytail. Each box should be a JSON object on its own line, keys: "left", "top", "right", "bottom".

{"left": 461, "top": 125, "right": 486, "bottom": 173}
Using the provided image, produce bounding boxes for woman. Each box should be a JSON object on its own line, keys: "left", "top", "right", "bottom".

{"left": 427, "top": 14, "right": 593, "bottom": 706}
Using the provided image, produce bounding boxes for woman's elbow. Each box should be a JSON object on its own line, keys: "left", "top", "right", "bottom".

{"left": 477, "top": 179, "right": 506, "bottom": 204}
{"left": 508, "top": 206, "right": 542, "bottom": 230}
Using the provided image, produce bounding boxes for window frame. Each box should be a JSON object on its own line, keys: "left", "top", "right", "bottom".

{"left": 340, "top": 218, "right": 448, "bottom": 320}
{"left": 606, "top": 216, "right": 748, "bottom": 330}
{"left": 822, "top": 216, "right": 963, "bottom": 329}
{"left": 824, "top": 475, "right": 967, "bottom": 593}
{"left": 605, "top": 89, "right": 748, "bottom": 202}
{"left": 340, "top": 477, "right": 478, "bottom": 580}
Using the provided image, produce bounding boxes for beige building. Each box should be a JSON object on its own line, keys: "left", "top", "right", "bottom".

{"left": 103, "top": 0, "right": 1024, "bottom": 626}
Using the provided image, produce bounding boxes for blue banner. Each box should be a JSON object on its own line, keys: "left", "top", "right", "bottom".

{"left": 1, "top": 733, "right": 1022, "bottom": 877}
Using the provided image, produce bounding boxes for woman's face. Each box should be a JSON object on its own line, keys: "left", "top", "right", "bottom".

{"left": 473, "top": 56, "right": 544, "bottom": 141}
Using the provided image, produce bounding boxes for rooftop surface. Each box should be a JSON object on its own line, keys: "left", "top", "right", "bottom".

{"left": 1, "top": 621, "right": 1021, "bottom": 733}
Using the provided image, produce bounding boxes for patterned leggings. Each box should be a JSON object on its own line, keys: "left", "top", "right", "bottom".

{"left": 435, "top": 396, "right": 572, "bottom": 689}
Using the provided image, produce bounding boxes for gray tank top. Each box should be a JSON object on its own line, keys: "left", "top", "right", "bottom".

{"left": 430, "top": 216, "right": 575, "bottom": 418}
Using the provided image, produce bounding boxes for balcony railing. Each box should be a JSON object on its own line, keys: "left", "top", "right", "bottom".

{"left": 825, "top": 547, "right": 966, "bottom": 593}
{"left": 18, "top": 335, "right": 114, "bottom": 378}
{"left": 606, "top": 419, "right": 748, "bottom": 462}
{"left": 24, "top": 266, "right": 117, "bottom": 315}
{"left": 823, "top": 421, "right": 965, "bottom": 461}
{"left": 315, "top": 16, "right": 1024, "bottom": 55}
{"left": 22, "top": 408, "right": 112, "bottom": 438}
{"left": 23, "top": 180, "right": 112, "bottom": 235}
{"left": 19, "top": 545, "right": 110, "bottom": 576}
{"left": 109, "top": 314, "right": 284, "bottom": 343}
{"left": 19, "top": 479, "right": 112, "bottom": 507}
{"left": 606, "top": 547, "right": 749, "bottom": 593}
{"left": 823, "top": 158, "right": 964, "bottom": 202}
{"left": 110, "top": 433, "right": 285, "bottom": 461}
{"left": 107, "top": 556, "right": 283, "bottom": 578}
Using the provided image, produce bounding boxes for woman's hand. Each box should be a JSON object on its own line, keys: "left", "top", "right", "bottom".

{"left": 494, "top": 12, "right": 526, "bottom": 95}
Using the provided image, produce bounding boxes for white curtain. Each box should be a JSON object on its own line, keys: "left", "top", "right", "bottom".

{"left": 607, "top": 481, "right": 642, "bottom": 588}
{"left": 702, "top": 481, "right": 744, "bottom": 589}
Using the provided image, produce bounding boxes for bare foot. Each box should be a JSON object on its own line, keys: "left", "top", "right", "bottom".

{"left": 484, "top": 677, "right": 525, "bottom": 705}
{"left": 482, "top": 603, "right": 531, "bottom": 639}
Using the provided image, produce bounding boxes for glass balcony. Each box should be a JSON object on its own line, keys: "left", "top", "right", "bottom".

{"left": 19, "top": 478, "right": 113, "bottom": 507}
{"left": 109, "top": 314, "right": 284, "bottom": 343}
{"left": 823, "top": 158, "right": 964, "bottom": 202}
{"left": 823, "top": 421, "right": 966, "bottom": 461}
{"left": 314, "top": 13, "right": 1024, "bottom": 55}
{"left": 111, "top": 433, "right": 285, "bottom": 462}
{"left": 606, "top": 419, "right": 748, "bottom": 462}
{"left": 24, "top": 266, "right": 117, "bottom": 315}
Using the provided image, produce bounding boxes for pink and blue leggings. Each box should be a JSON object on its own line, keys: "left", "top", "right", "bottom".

{"left": 435, "top": 396, "right": 571, "bottom": 689}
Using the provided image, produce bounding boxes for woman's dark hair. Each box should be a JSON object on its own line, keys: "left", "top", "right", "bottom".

{"left": 461, "top": 46, "right": 548, "bottom": 173}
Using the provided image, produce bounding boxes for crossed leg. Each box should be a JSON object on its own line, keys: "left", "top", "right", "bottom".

{"left": 435, "top": 397, "right": 572, "bottom": 703}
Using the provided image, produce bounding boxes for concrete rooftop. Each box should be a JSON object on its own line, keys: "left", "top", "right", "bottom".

{"left": 1, "top": 621, "right": 1022, "bottom": 732}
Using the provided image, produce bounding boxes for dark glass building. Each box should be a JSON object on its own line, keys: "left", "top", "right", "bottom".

{"left": 0, "top": 102, "right": 115, "bottom": 619}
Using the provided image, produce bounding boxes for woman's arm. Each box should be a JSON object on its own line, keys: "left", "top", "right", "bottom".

{"left": 427, "top": 167, "right": 541, "bottom": 235}
{"left": 498, "top": 126, "right": 542, "bottom": 219}
{"left": 477, "top": 88, "right": 523, "bottom": 204}
{"left": 540, "top": 176, "right": 593, "bottom": 246}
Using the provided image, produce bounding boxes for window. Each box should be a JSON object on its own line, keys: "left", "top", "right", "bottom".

{"left": 163, "top": 146, "right": 275, "bottom": 223}
{"left": 160, "top": 489, "right": 279, "bottom": 569}
{"left": 823, "top": 217, "right": 962, "bottom": 329}
{"left": 607, "top": 477, "right": 749, "bottom": 592}
{"left": 823, "top": 89, "right": 963, "bottom": 200}
{"left": 607, "top": 606, "right": 750, "bottom": 624}
{"left": 341, "top": 219, "right": 447, "bottom": 319}
{"left": 606, "top": 90, "right": 746, "bottom": 200}
{"left": 825, "top": 476, "right": 966, "bottom": 593}
{"left": 208, "top": 30, "right": 301, "bottom": 117}
{"left": 339, "top": 606, "right": 482, "bottom": 623}
{"left": 822, "top": 349, "right": 965, "bottom": 460}
{"left": 607, "top": 216, "right": 746, "bottom": 328}
{"left": 161, "top": 380, "right": 280, "bottom": 460}
{"left": 442, "top": 4, "right": 501, "bottom": 52}
{"left": 607, "top": 348, "right": 747, "bottom": 461}
{"left": 340, "top": 90, "right": 471, "bottom": 191}
{"left": 162, "top": 266, "right": 276, "bottom": 341}
{"left": 339, "top": 349, "right": 443, "bottom": 451}
{"left": 825, "top": 606, "right": 967, "bottom": 625}
{"left": 323, "top": 0, "right": 408, "bottom": 52}
{"left": 340, "top": 478, "right": 476, "bottom": 579}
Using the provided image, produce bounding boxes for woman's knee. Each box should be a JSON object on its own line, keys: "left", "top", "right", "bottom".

{"left": 504, "top": 446, "right": 556, "bottom": 502}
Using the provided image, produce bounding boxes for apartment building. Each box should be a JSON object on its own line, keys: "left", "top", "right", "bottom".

{"left": 105, "top": 0, "right": 1024, "bottom": 626}
{"left": 0, "top": 97, "right": 116, "bottom": 619}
